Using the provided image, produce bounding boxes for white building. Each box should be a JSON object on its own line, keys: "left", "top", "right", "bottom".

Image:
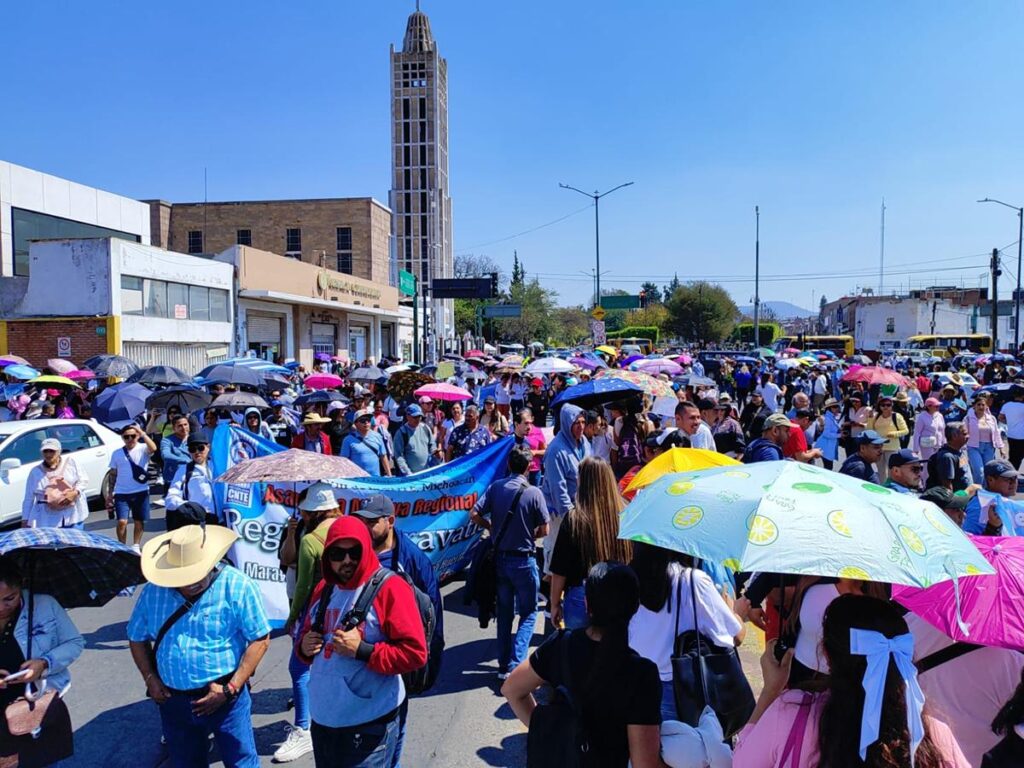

{"left": 0, "top": 160, "right": 150, "bottom": 277}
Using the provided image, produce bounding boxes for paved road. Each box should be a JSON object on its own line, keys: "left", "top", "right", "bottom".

{"left": 62, "top": 504, "right": 763, "bottom": 768}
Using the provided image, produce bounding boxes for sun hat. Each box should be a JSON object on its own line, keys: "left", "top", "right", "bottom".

{"left": 824, "top": 398, "right": 841, "bottom": 409}
{"left": 301, "top": 412, "right": 330, "bottom": 425}
{"left": 141, "top": 525, "right": 239, "bottom": 588}
{"left": 894, "top": 392, "right": 910, "bottom": 404}
{"left": 299, "top": 482, "right": 339, "bottom": 512}
{"left": 350, "top": 495, "right": 395, "bottom": 520}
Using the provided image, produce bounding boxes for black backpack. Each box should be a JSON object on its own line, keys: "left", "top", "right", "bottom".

{"left": 526, "top": 630, "right": 587, "bottom": 768}
{"left": 390, "top": 535, "right": 441, "bottom": 695}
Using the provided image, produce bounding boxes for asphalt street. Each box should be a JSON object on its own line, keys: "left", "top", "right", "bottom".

{"left": 62, "top": 503, "right": 764, "bottom": 768}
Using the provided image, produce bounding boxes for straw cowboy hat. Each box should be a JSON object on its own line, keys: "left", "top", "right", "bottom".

{"left": 141, "top": 525, "right": 238, "bottom": 588}
{"left": 300, "top": 412, "right": 331, "bottom": 425}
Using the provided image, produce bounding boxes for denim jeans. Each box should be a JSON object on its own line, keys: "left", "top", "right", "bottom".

{"left": 390, "top": 699, "right": 408, "bottom": 768}
{"left": 495, "top": 552, "right": 540, "bottom": 673}
{"left": 159, "top": 686, "right": 258, "bottom": 768}
{"left": 311, "top": 711, "right": 399, "bottom": 768}
{"left": 968, "top": 442, "right": 996, "bottom": 488}
{"left": 288, "top": 648, "right": 311, "bottom": 730}
{"left": 660, "top": 680, "right": 677, "bottom": 722}
{"left": 562, "top": 585, "right": 588, "bottom": 630}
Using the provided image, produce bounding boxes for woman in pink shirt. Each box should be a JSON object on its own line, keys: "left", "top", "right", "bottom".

{"left": 734, "top": 594, "right": 969, "bottom": 768}
{"left": 965, "top": 393, "right": 1005, "bottom": 488}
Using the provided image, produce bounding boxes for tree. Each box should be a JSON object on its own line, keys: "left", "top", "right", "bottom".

{"left": 551, "top": 306, "right": 591, "bottom": 345}
{"left": 665, "top": 281, "right": 739, "bottom": 345}
{"left": 760, "top": 304, "right": 779, "bottom": 323}
{"left": 625, "top": 304, "right": 669, "bottom": 333}
{"left": 663, "top": 272, "right": 681, "bottom": 302}
{"left": 452, "top": 253, "right": 503, "bottom": 335}
{"left": 496, "top": 277, "right": 559, "bottom": 345}
{"left": 640, "top": 281, "right": 663, "bottom": 305}
{"left": 511, "top": 250, "right": 525, "bottom": 287}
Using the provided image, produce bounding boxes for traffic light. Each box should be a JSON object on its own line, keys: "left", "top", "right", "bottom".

{"left": 490, "top": 272, "right": 499, "bottom": 298}
{"left": 638, "top": 289, "right": 647, "bottom": 308}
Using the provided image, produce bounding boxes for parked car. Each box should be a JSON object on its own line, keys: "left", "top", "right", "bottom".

{"left": 0, "top": 419, "right": 121, "bottom": 525}
{"left": 929, "top": 371, "right": 980, "bottom": 402}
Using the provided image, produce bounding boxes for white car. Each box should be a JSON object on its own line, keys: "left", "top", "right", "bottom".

{"left": 929, "top": 372, "right": 980, "bottom": 401}
{"left": 0, "top": 419, "right": 122, "bottom": 526}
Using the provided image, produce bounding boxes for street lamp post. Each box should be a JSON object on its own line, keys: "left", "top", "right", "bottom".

{"left": 560, "top": 181, "right": 634, "bottom": 307}
{"left": 979, "top": 198, "right": 1024, "bottom": 352}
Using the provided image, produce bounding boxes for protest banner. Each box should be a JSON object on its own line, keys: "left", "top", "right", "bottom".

{"left": 210, "top": 424, "right": 514, "bottom": 623}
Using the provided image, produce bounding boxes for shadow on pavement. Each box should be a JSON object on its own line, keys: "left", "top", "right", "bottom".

{"left": 69, "top": 698, "right": 165, "bottom": 768}
{"left": 250, "top": 685, "right": 292, "bottom": 716}
{"left": 81, "top": 620, "right": 128, "bottom": 651}
{"left": 413, "top": 636, "right": 499, "bottom": 699}
{"left": 476, "top": 732, "right": 527, "bottom": 767}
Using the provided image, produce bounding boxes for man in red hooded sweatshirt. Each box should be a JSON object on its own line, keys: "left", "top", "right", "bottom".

{"left": 296, "top": 516, "right": 427, "bottom": 767}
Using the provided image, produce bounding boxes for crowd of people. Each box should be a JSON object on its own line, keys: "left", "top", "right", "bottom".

{"left": 2, "top": 344, "right": 1024, "bottom": 767}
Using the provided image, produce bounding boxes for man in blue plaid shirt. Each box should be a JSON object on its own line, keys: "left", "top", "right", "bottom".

{"left": 128, "top": 525, "right": 270, "bottom": 768}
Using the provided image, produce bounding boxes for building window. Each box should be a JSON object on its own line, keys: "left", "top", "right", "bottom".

{"left": 419, "top": 97, "right": 426, "bottom": 116}
{"left": 167, "top": 282, "right": 188, "bottom": 318}
{"left": 189, "top": 285, "right": 210, "bottom": 321}
{"left": 336, "top": 227, "right": 353, "bottom": 275}
{"left": 886, "top": 317, "right": 895, "bottom": 333}
{"left": 236, "top": 229, "right": 252, "bottom": 246}
{"left": 121, "top": 275, "right": 143, "bottom": 315}
{"left": 402, "top": 98, "right": 410, "bottom": 119}
{"left": 12, "top": 208, "right": 141, "bottom": 277}
{"left": 145, "top": 279, "right": 168, "bottom": 317}
{"left": 285, "top": 228, "right": 301, "bottom": 258}
{"left": 187, "top": 230, "right": 203, "bottom": 254}
{"left": 210, "top": 288, "right": 229, "bottom": 322}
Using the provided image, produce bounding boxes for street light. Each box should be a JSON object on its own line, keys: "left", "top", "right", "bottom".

{"left": 559, "top": 181, "right": 634, "bottom": 307}
{"left": 978, "top": 197, "right": 1023, "bottom": 351}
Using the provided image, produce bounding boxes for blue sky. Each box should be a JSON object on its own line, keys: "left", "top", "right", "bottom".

{"left": 6, "top": 1, "right": 1024, "bottom": 312}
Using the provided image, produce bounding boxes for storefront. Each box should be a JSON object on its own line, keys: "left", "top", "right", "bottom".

{"left": 219, "top": 245, "right": 400, "bottom": 369}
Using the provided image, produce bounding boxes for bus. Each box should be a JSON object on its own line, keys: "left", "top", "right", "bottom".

{"left": 774, "top": 335, "right": 855, "bottom": 357}
{"left": 905, "top": 334, "right": 992, "bottom": 357}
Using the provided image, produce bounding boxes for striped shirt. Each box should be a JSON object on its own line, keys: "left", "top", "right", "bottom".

{"left": 126, "top": 565, "right": 270, "bottom": 690}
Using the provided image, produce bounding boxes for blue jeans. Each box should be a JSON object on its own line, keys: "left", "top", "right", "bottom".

{"left": 562, "top": 585, "right": 588, "bottom": 630}
{"left": 390, "top": 699, "right": 408, "bottom": 768}
{"left": 495, "top": 553, "right": 540, "bottom": 673}
{"left": 660, "top": 680, "right": 677, "bottom": 722}
{"left": 158, "top": 685, "right": 258, "bottom": 768}
{"left": 968, "top": 442, "right": 996, "bottom": 488}
{"left": 311, "top": 711, "right": 399, "bottom": 768}
{"left": 288, "top": 649, "right": 311, "bottom": 730}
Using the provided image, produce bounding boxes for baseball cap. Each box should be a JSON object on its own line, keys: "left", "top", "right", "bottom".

{"left": 924, "top": 397, "right": 941, "bottom": 408}
{"left": 984, "top": 459, "right": 1018, "bottom": 479}
{"left": 351, "top": 495, "right": 395, "bottom": 519}
{"left": 186, "top": 433, "right": 209, "bottom": 449}
{"left": 326, "top": 401, "right": 345, "bottom": 414}
{"left": 764, "top": 413, "right": 797, "bottom": 429}
{"left": 531, "top": 378, "right": 543, "bottom": 387}
{"left": 483, "top": 395, "right": 496, "bottom": 404}
{"left": 919, "top": 486, "right": 970, "bottom": 511}
{"left": 888, "top": 449, "right": 924, "bottom": 469}
{"left": 299, "top": 482, "right": 339, "bottom": 512}
{"left": 270, "top": 399, "right": 284, "bottom": 407}
{"left": 354, "top": 408, "right": 374, "bottom": 421}
{"left": 418, "top": 395, "right": 433, "bottom": 404}
{"left": 40, "top": 438, "right": 61, "bottom": 453}
{"left": 405, "top": 404, "right": 424, "bottom": 418}
{"left": 854, "top": 430, "right": 887, "bottom": 445}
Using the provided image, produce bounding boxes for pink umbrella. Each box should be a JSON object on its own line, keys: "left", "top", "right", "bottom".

{"left": 46, "top": 358, "right": 77, "bottom": 375}
{"left": 464, "top": 349, "right": 485, "bottom": 358}
{"left": 414, "top": 382, "right": 472, "bottom": 402}
{"left": 893, "top": 536, "right": 1024, "bottom": 650}
{"left": 673, "top": 354, "right": 693, "bottom": 365}
{"left": 304, "top": 373, "right": 344, "bottom": 390}
{"left": 65, "top": 369, "right": 95, "bottom": 381}
{"left": 841, "top": 365, "right": 910, "bottom": 387}
{"left": 635, "top": 358, "right": 683, "bottom": 377}
{"left": 0, "top": 355, "right": 29, "bottom": 367}
{"left": 784, "top": 347, "right": 801, "bottom": 354}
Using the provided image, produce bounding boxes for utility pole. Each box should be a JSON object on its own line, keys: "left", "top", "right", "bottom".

{"left": 930, "top": 300, "right": 937, "bottom": 335}
{"left": 559, "top": 181, "right": 634, "bottom": 306}
{"left": 754, "top": 206, "right": 761, "bottom": 348}
{"left": 978, "top": 198, "right": 1023, "bottom": 352}
{"left": 992, "top": 248, "right": 1001, "bottom": 352}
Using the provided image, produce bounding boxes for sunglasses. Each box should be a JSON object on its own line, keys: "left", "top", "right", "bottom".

{"left": 188, "top": 445, "right": 208, "bottom": 453}
{"left": 122, "top": 434, "right": 138, "bottom": 441}
{"left": 326, "top": 545, "right": 362, "bottom": 563}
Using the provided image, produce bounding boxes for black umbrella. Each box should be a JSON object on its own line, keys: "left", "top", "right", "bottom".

{"left": 127, "top": 365, "right": 191, "bottom": 387}
{"left": 145, "top": 385, "right": 212, "bottom": 414}
{"left": 348, "top": 366, "right": 388, "bottom": 383}
{"left": 201, "top": 364, "right": 262, "bottom": 389}
{"left": 294, "top": 390, "right": 349, "bottom": 407}
{"left": 674, "top": 375, "right": 716, "bottom": 388}
{"left": 210, "top": 391, "right": 269, "bottom": 410}
{"left": 82, "top": 354, "right": 139, "bottom": 379}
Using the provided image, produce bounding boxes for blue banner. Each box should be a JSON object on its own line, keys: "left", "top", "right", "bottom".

{"left": 210, "top": 425, "right": 514, "bottom": 622}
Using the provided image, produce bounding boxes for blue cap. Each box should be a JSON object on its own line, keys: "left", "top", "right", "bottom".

{"left": 888, "top": 449, "right": 923, "bottom": 468}
{"left": 405, "top": 404, "right": 424, "bottom": 418}
{"left": 270, "top": 399, "right": 283, "bottom": 407}
{"left": 855, "top": 430, "right": 887, "bottom": 445}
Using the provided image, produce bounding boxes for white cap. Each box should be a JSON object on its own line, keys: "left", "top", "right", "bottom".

{"left": 40, "top": 438, "right": 61, "bottom": 453}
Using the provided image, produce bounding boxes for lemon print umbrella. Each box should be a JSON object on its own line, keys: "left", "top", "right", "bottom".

{"left": 618, "top": 461, "right": 993, "bottom": 588}
{"left": 625, "top": 448, "right": 741, "bottom": 494}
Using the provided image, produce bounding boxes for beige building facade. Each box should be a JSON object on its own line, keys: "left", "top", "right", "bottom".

{"left": 146, "top": 198, "right": 392, "bottom": 286}
{"left": 215, "top": 245, "right": 400, "bottom": 369}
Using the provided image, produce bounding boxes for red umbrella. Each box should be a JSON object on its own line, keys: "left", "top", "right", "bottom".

{"left": 841, "top": 366, "right": 910, "bottom": 387}
{"left": 304, "top": 373, "right": 344, "bottom": 390}
{"left": 464, "top": 350, "right": 485, "bottom": 358}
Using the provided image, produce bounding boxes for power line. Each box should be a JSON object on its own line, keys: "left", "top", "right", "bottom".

{"left": 455, "top": 204, "right": 593, "bottom": 253}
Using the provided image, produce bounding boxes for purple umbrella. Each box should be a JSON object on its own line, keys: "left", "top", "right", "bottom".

{"left": 634, "top": 358, "right": 684, "bottom": 377}
{"left": 621, "top": 354, "right": 644, "bottom": 367}
{"left": 570, "top": 356, "right": 602, "bottom": 371}
{"left": 314, "top": 352, "right": 332, "bottom": 362}
{"left": 893, "top": 535, "right": 1024, "bottom": 650}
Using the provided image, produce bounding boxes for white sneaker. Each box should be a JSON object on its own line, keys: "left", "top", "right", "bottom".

{"left": 273, "top": 725, "right": 312, "bottom": 763}
{"left": 497, "top": 672, "right": 510, "bottom": 681}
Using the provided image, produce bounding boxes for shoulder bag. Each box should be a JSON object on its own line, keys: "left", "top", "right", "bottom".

{"left": 671, "top": 565, "right": 755, "bottom": 738}
{"left": 43, "top": 458, "right": 73, "bottom": 510}
{"left": 122, "top": 446, "right": 150, "bottom": 485}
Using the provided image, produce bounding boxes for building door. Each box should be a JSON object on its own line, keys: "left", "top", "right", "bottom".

{"left": 381, "top": 324, "right": 394, "bottom": 359}
{"left": 311, "top": 322, "right": 337, "bottom": 358}
{"left": 247, "top": 314, "right": 283, "bottom": 361}
{"left": 349, "top": 325, "right": 367, "bottom": 363}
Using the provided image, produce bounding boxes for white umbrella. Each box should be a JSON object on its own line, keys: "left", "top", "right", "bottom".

{"left": 525, "top": 357, "right": 575, "bottom": 375}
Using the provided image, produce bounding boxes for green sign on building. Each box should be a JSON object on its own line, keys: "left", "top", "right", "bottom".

{"left": 399, "top": 270, "right": 416, "bottom": 297}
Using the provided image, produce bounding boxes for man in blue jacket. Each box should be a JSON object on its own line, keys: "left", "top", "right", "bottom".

{"left": 540, "top": 403, "right": 590, "bottom": 574}
{"left": 160, "top": 414, "right": 192, "bottom": 492}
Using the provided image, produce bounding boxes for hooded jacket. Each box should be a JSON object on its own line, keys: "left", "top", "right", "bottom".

{"left": 297, "top": 517, "right": 427, "bottom": 728}
{"left": 541, "top": 404, "right": 591, "bottom": 518}
{"left": 243, "top": 407, "right": 275, "bottom": 441}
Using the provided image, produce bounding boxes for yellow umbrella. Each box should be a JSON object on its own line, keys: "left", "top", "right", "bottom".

{"left": 625, "top": 448, "right": 740, "bottom": 493}
{"left": 27, "top": 375, "right": 81, "bottom": 389}
{"left": 595, "top": 345, "right": 616, "bottom": 356}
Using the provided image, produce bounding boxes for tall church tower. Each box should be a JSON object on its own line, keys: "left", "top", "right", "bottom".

{"left": 390, "top": 4, "right": 453, "bottom": 358}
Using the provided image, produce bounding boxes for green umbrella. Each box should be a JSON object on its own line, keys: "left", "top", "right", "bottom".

{"left": 756, "top": 347, "right": 776, "bottom": 358}
{"left": 618, "top": 461, "right": 992, "bottom": 588}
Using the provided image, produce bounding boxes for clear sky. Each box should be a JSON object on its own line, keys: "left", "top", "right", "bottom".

{"left": 6, "top": 1, "right": 1024, "bottom": 312}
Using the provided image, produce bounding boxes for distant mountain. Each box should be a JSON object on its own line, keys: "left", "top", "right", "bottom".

{"left": 737, "top": 301, "right": 814, "bottom": 319}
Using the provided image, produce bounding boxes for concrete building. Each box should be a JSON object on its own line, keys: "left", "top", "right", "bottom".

{"left": 146, "top": 197, "right": 392, "bottom": 285}
{"left": 0, "top": 160, "right": 150, "bottom": 277}
{"left": 0, "top": 238, "right": 233, "bottom": 372}
{"left": 215, "top": 245, "right": 401, "bottom": 368}
{"left": 390, "top": 5, "right": 454, "bottom": 354}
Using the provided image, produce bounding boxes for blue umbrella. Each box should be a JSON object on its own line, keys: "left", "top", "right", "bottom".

{"left": 551, "top": 377, "right": 644, "bottom": 409}
{"left": 3, "top": 364, "right": 39, "bottom": 380}
{"left": 197, "top": 358, "right": 291, "bottom": 378}
{"left": 127, "top": 365, "right": 191, "bottom": 387}
{"left": 93, "top": 382, "right": 151, "bottom": 428}
{"left": 197, "top": 364, "right": 262, "bottom": 389}
{"left": 0, "top": 527, "right": 142, "bottom": 608}
{"left": 294, "top": 390, "right": 348, "bottom": 406}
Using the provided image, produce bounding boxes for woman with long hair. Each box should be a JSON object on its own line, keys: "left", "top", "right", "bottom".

{"left": 733, "top": 593, "right": 969, "bottom": 768}
{"left": 502, "top": 562, "right": 668, "bottom": 768}
{"left": 612, "top": 401, "right": 652, "bottom": 479}
{"left": 966, "top": 392, "right": 1005, "bottom": 489}
{"left": 867, "top": 396, "right": 909, "bottom": 483}
{"left": 549, "top": 458, "right": 633, "bottom": 629}
{"left": 983, "top": 669, "right": 1024, "bottom": 766}
{"left": 628, "top": 542, "right": 744, "bottom": 721}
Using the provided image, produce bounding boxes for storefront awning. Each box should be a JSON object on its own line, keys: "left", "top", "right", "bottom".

{"left": 239, "top": 290, "right": 401, "bottom": 320}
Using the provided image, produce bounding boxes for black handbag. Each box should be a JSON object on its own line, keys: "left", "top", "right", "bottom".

{"left": 671, "top": 565, "right": 755, "bottom": 739}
